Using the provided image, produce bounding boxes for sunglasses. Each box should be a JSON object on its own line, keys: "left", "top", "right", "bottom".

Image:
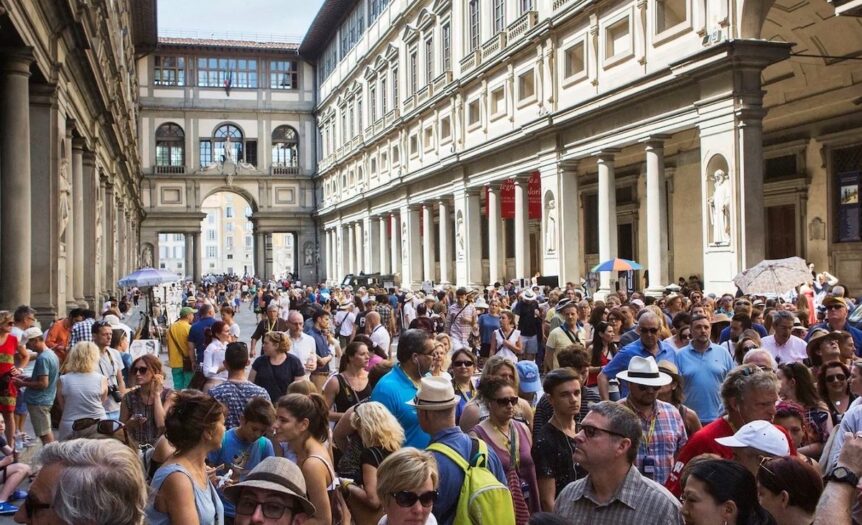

{"left": 581, "top": 423, "right": 627, "bottom": 440}
{"left": 23, "top": 493, "right": 51, "bottom": 519}
{"left": 452, "top": 360, "right": 474, "bottom": 368}
{"left": 640, "top": 328, "right": 660, "bottom": 334}
{"left": 494, "top": 397, "right": 520, "bottom": 407}
{"left": 827, "top": 374, "right": 847, "bottom": 383}
{"left": 393, "top": 490, "right": 438, "bottom": 508}
{"left": 826, "top": 304, "right": 845, "bottom": 310}
{"left": 72, "top": 418, "right": 130, "bottom": 446}
{"left": 131, "top": 366, "right": 149, "bottom": 375}
{"left": 235, "top": 498, "right": 296, "bottom": 519}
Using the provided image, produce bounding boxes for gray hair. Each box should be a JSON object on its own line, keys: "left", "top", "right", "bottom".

{"left": 636, "top": 310, "right": 660, "bottom": 328}
{"left": 742, "top": 349, "right": 777, "bottom": 370}
{"left": 721, "top": 364, "right": 779, "bottom": 406}
{"left": 587, "top": 401, "right": 641, "bottom": 463}
{"left": 37, "top": 439, "right": 146, "bottom": 525}
{"left": 771, "top": 310, "right": 796, "bottom": 325}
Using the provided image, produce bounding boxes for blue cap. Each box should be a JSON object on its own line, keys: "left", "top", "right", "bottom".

{"left": 516, "top": 360, "right": 541, "bottom": 393}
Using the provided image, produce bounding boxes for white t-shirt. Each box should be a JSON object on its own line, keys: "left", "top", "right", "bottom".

{"left": 228, "top": 323, "right": 241, "bottom": 340}
{"left": 760, "top": 335, "right": 808, "bottom": 364}
{"left": 403, "top": 302, "right": 417, "bottom": 328}
{"left": 369, "top": 324, "right": 392, "bottom": 359}
{"left": 494, "top": 328, "right": 521, "bottom": 363}
{"left": 334, "top": 310, "right": 357, "bottom": 337}
{"left": 289, "top": 332, "right": 317, "bottom": 368}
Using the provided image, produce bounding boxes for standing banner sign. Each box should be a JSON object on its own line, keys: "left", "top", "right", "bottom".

{"left": 838, "top": 171, "right": 861, "bottom": 242}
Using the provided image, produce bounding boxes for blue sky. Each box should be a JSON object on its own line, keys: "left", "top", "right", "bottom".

{"left": 157, "top": 0, "right": 326, "bottom": 42}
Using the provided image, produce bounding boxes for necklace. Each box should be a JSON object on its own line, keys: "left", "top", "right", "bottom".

{"left": 491, "top": 421, "right": 511, "bottom": 447}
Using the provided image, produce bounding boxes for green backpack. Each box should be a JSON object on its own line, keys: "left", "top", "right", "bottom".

{"left": 427, "top": 438, "right": 516, "bottom": 525}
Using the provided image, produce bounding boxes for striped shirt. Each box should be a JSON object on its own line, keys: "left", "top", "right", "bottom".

{"left": 555, "top": 465, "right": 683, "bottom": 525}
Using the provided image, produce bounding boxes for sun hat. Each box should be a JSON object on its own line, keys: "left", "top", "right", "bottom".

{"left": 555, "top": 298, "right": 576, "bottom": 313}
{"left": 103, "top": 314, "right": 121, "bottom": 328}
{"left": 179, "top": 306, "right": 195, "bottom": 317}
{"left": 806, "top": 329, "right": 843, "bottom": 358}
{"left": 406, "top": 377, "right": 459, "bottom": 410}
{"left": 521, "top": 289, "right": 537, "bottom": 302}
{"left": 21, "top": 327, "right": 43, "bottom": 344}
{"left": 516, "top": 361, "right": 542, "bottom": 393}
{"left": 223, "top": 457, "right": 316, "bottom": 516}
{"left": 616, "top": 356, "right": 672, "bottom": 387}
{"left": 474, "top": 297, "right": 489, "bottom": 310}
{"left": 823, "top": 296, "right": 848, "bottom": 308}
{"left": 714, "top": 420, "right": 791, "bottom": 457}
{"left": 337, "top": 300, "right": 352, "bottom": 310}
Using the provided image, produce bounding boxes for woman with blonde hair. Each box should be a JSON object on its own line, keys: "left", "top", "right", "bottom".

{"left": 459, "top": 355, "right": 534, "bottom": 432}
{"left": 248, "top": 331, "right": 306, "bottom": 402}
{"left": 375, "top": 447, "right": 439, "bottom": 525}
{"left": 434, "top": 333, "right": 452, "bottom": 356}
{"left": 57, "top": 342, "right": 107, "bottom": 440}
{"left": 646, "top": 305, "right": 673, "bottom": 340}
{"left": 341, "top": 401, "right": 405, "bottom": 523}
{"left": 429, "top": 339, "right": 452, "bottom": 381}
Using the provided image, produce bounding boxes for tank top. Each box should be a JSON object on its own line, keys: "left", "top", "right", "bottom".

{"left": 58, "top": 372, "right": 107, "bottom": 440}
{"left": 333, "top": 373, "right": 372, "bottom": 413}
{"left": 146, "top": 463, "right": 224, "bottom": 525}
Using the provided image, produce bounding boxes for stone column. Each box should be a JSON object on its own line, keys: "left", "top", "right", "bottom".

{"left": 513, "top": 176, "right": 530, "bottom": 280}
{"left": 596, "top": 149, "right": 620, "bottom": 299}
{"left": 486, "top": 183, "right": 504, "bottom": 285}
{"left": 192, "top": 232, "right": 202, "bottom": 282}
{"left": 364, "top": 216, "right": 377, "bottom": 273}
{"left": 643, "top": 137, "right": 670, "bottom": 296}
{"left": 0, "top": 48, "right": 34, "bottom": 309}
{"left": 347, "top": 223, "right": 356, "bottom": 274}
{"left": 463, "top": 190, "right": 484, "bottom": 287}
{"left": 438, "top": 199, "right": 451, "bottom": 284}
{"left": 558, "top": 162, "right": 581, "bottom": 285}
{"left": 336, "top": 224, "right": 346, "bottom": 280}
{"left": 115, "top": 200, "right": 126, "bottom": 292}
{"left": 71, "top": 139, "right": 86, "bottom": 305}
{"left": 104, "top": 185, "right": 115, "bottom": 292}
{"left": 390, "top": 213, "right": 401, "bottom": 278}
{"left": 254, "top": 231, "right": 265, "bottom": 278}
{"left": 378, "top": 216, "right": 390, "bottom": 275}
{"left": 403, "top": 206, "right": 423, "bottom": 289}
{"left": 422, "top": 203, "right": 435, "bottom": 283}
{"left": 82, "top": 153, "right": 98, "bottom": 306}
{"left": 185, "top": 233, "right": 195, "bottom": 279}
{"left": 353, "top": 222, "right": 364, "bottom": 273}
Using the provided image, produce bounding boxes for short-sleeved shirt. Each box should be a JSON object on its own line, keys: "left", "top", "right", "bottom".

{"left": 166, "top": 320, "right": 192, "bottom": 368}
{"left": 369, "top": 325, "right": 391, "bottom": 358}
{"left": 250, "top": 318, "right": 289, "bottom": 342}
{"left": 189, "top": 317, "right": 217, "bottom": 363}
{"left": 22, "top": 349, "right": 60, "bottom": 406}
{"left": 601, "top": 339, "right": 679, "bottom": 397}
{"left": 358, "top": 446, "right": 392, "bottom": 487}
{"left": 370, "top": 364, "right": 427, "bottom": 448}
{"left": 532, "top": 422, "right": 578, "bottom": 497}
{"left": 98, "top": 348, "right": 125, "bottom": 413}
{"left": 208, "top": 429, "right": 275, "bottom": 518}
{"left": 555, "top": 465, "right": 683, "bottom": 525}
{"left": 288, "top": 333, "right": 316, "bottom": 368}
{"left": 513, "top": 301, "right": 541, "bottom": 337}
{"left": 760, "top": 335, "right": 808, "bottom": 365}
{"left": 69, "top": 319, "right": 95, "bottom": 347}
{"left": 308, "top": 327, "right": 332, "bottom": 374}
{"left": 251, "top": 354, "right": 305, "bottom": 401}
{"left": 676, "top": 343, "right": 735, "bottom": 423}
{"left": 209, "top": 381, "right": 271, "bottom": 429}
{"left": 622, "top": 399, "right": 687, "bottom": 485}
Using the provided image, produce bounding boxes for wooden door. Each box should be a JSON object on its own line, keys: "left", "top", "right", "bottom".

{"left": 766, "top": 204, "right": 797, "bottom": 259}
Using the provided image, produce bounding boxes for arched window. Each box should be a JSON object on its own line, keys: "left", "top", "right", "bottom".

{"left": 272, "top": 125, "right": 299, "bottom": 174}
{"left": 155, "top": 123, "right": 185, "bottom": 173}
{"left": 199, "top": 123, "right": 257, "bottom": 168}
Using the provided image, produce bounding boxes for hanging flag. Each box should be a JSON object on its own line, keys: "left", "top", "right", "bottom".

{"left": 224, "top": 68, "right": 232, "bottom": 96}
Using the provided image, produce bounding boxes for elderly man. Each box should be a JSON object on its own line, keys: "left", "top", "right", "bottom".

{"left": 250, "top": 304, "right": 290, "bottom": 358}
{"left": 760, "top": 310, "right": 808, "bottom": 364}
{"left": 554, "top": 401, "right": 683, "bottom": 524}
{"left": 286, "top": 311, "right": 318, "bottom": 374}
{"left": 18, "top": 439, "right": 146, "bottom": 525}
{"left": 223, "top": 456, "right": 315, "bottom": 525}
{"left": 598, "top": 311, "right": 678, "bottom": 400}
{"left": 808, "top": 296, "right": 862, "bottom": 352}
{"left": 367, "top": 311, "right": 391, "bottom": 360}
{"left": 676, "top": 314, "right": 735, "bottom": 424}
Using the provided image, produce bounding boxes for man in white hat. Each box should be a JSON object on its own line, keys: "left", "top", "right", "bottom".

{"left": 513, "top": 289, "right": 542, "bottom": 362}
{"left": 618, "top": 356, "right": 687, "bottom": 484}
{"left": 714, "top": 419, "right": 791, "bottom": 476}
{"left": 333, "top": 300, "right": 356, "bottom": 349}
{"left": 415, "top": 376, "right": 507, "bottom": 525}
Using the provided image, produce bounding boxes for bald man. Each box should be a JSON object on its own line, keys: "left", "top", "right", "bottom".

{"left": 367, "top": 311, "right": 392, "bottom": 360}
{"left": 287, "top": 311, "right": 318, "bottom": 373}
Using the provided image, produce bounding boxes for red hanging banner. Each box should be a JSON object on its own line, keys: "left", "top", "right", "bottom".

{"left": 484, "top": 172, "right": 541, "bottom": 219}
{"left": 500, "top": 179, "right": 516, "bottom": 219}
{"left": 528, "top": 171, "right": 542, "bottom": 220}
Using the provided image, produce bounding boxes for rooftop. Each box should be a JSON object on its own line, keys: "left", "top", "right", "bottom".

{"left": 157, "top": 36, "right": 300, "bottom": 52}
{"left": 299, "top": 0, "right": 360, "bottom": 59}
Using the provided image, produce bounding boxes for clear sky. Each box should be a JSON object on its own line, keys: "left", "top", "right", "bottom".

{"left": 157, "top": 0, "right": 326, "bottom": 42}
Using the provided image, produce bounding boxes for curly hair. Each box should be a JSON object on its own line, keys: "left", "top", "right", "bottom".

{"left": 164, "top": 390, "right": 227, "bottom": 454}
{"left": 351, "top": 401, "right": 404, "bottom": 452}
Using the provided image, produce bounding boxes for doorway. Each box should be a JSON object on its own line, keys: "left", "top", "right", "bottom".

{"left": 765, "top": 204, "right": 797, "bottom": 259}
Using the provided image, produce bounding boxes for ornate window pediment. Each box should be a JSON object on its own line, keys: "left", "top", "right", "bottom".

{"left": 432, "top": 0, "right": 451, "bottom": 16}
{"left": 364, "top": 65, "right": 377, "bottom": 80}
{"left": 416, "top": 9, "right": 436, "bottom": 31}
{"left": 384, "top": 43, "right": 399, "bottom": 61}
{"left": 402, "top": 24, "right": 420, "bottom": 44}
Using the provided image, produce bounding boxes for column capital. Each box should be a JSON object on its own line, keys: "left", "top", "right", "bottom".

{"left": 464, "top": 187, "right": 482, "bottom": 197}
{"left": 0, "top": 47, "right": 35, "bottom": 76}
{"left": 592, "top": 148, "right": 621, "bottom": 160}
{"left": 639, "top": 134, "right": 672, "bottom": 147}
{"left": 484, "top": 181, "right": 503, "bottom": 191}
{"left": 436, "top": 196, "right": 452, "bottom": 207}
{"left": 511, "top": 174, "right": 531, "bottom": 185}
{"left": 559, "top": 160, "right": 579, "bottom": 172}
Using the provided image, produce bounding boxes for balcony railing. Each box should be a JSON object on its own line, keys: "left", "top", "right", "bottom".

{"left": 416, "top": 84, "right": 431, "bottom": 104}
{"left": 460, "top": 50, "right": 481, "bottom": 73}
{"left": 482, "top": 32, "right": 508, "bottom": 61}
{"left": 432, "top": 71, "right": 452, "bottom": 92}
{"left": 154, "top": 165, "right": 185, "bottom": 174}
{"left": 403, "top": 95, "right": 415, "bottom": 113}
{"left": 271, "top": 165, "right": 299, "bottom": 175}
{"left": 384, "top": 108, "right": 400, "bottom": 127}
{"left": 508, "top": 11, "right": 538, "bottom": 41}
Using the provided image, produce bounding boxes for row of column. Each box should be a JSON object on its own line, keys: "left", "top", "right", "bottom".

{"left": 322, "top": 138, "right": 672, "bottom": 293}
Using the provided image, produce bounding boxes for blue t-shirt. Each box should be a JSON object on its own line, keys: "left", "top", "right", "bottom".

{"left": 601, "top": 339, "right": 679, "bottom": 397}
{"left": 207, "top": 428, "right": 275, "bottom": 518}
{"left": 22, "top": 349, "right": 60, "bottom": 406}
{"left": 478, "top": 313, "right": 501, "bottom": 345}
{"left": 676, "top": 343, "right": 735, "bottom": 423}
{"left": 189, "top": 317, "right": 217, "bottom": 364}
{"left": 370, "top": 364, "right": 428, "bottom": 448}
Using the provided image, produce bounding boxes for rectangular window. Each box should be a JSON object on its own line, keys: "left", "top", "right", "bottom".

{"left": 245, "top": 140, "right": 257, "bottom": 166}
{"left": 656, "top": 0, "right": 686, "bottom": 33}
{"left": 199, "top": 140, "right": 212, "bottom": 167}
{"left": 469, "top": 0, "right": 481, "bottom": 51}
{"left": 206, "top": 246, "right": 217, "bottom": 258}
{"left": 246, "top": 236, "right": 253, "bottom": 248}
{"left": 380, "top": 77, "right": 388, "bottom": 114}
{"left": 424, "top": 37, "right": 434, "bottom": 84}
{"left": 270, "top": 60, "right": 298, "bottom": 89}
{"left": 226, "top": 206, "right": 234, "bottom": 218}
{"left": 441, "top": 24, "right": 451, "bottom": 72}
{"left": 391, "top": 66, "right": 399, "bottom": 107}
{"left": 519, "top": 0, "right": 534, "bottom": 14}
{"left": 409, "top": 51, "right": 418, "bottom": 95}
{"left": 207, "top": 229, "right": 216, "bottom": 241}
{"left": 440, "top": 116, "right": 451, "bottom": 140}
{"left": 174, "top": 234, "right": 183, "bottom": 241}
{"left": 490, "top": 86, "right": 506, "bottom": 117}
{"left": 342, "top": 107, "right": 348, "bottom": 142}
{"left": 493, "top": 0, "right": 505, "bottom": 34}
{"left": 605, "top": 18, "right": 631, "bottom": 59}
{"left": 154, "top": 56, "right": 185, "bottom": 86}
{"left": 348, "top": 102, "right": 355, "bottom": 137}
{"left": 370, "top": 84, "right": 377, "bottom": 122}
{"left": 517, "top": 70, "right": 535, "bottom": 101}
{"left": 197, "top": 58, "right": 257, "bottom": 88}
{"left": 423, "top": 127, "right": 434, "bottom": 150}
{"left": 467, "top": 99, "right": 481, "bottom": 126}
{"left": 409, "top": 134, "right": 419, "bottom": 156}
{"left": 564, "top": 41, "right": 586, "bottom": 78}
{"left": 226, "top": 236, "right": 234, "bottom": 249}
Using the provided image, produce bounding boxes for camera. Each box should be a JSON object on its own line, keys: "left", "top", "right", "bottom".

{"left": 108, "top": 385, "right": 122, "bottom": 403}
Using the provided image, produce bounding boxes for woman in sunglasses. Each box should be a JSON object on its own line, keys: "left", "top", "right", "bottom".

{"left": 776, "top": 362, "right": 832, "bottom": 459}
{"left": 56, "top": 342, "right": 107, "bottom": 440}
{"left": 470, "top": 377, "right": 539, "bottom": 524}
{"left": 451, "top": 348, "right": 477, "bottom": 424}
{"left": 817, "top": 360, "right": 856, "bottom": 425}
{"left": 375, "top": 447, "right": 439, "bottom": 525}
{"left": 120, "top": 354, "right": 173, "bottom": 446}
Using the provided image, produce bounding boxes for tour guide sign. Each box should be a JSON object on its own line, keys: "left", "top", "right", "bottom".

{"left": 838, "top": 171, "right": 861, "bottom": 242}
{"left": 485, "top": 171, "right": 542, "bottom": 219}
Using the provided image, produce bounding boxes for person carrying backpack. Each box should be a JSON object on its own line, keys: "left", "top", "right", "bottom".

{"left": 412, "top": 376, "right": 515, "bottom": 525}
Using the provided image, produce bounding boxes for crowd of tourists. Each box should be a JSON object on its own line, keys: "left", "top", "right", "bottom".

{"left": 4, "top": 270, "right": 862, "bottom": 524}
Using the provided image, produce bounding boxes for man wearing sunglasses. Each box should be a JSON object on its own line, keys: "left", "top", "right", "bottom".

{"left": 598, "top": 311, "right": 678, "bottom": 401}
{"left": 554, "top": 401, "right": 683, "bottom": 524}
{"left": 807, "top": 296, "right": 862, "bottom": 352}
{"left": 223, "top": 456, "right": 315, "bottom": 525}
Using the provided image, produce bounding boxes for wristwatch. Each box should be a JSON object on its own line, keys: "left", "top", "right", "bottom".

{"left": 828, "top": 466, "right": 860, "bottom": 487}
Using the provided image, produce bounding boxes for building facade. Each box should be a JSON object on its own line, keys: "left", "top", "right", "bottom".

{"left": 304, "top": 0, "right": 862, "bottom": 296}
{"left": 0, "top": 0, "right": 152, "bottom": 319}
{"left": 136, "top": 38, "right": 318, "bottom": 283}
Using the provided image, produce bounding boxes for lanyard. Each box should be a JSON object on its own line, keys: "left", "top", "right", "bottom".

{"left": 627, "top": 400, "right": 657, "bottom": 451}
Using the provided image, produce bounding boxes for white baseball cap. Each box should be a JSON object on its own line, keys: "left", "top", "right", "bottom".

{"left": 714, "top": 420, "right": 790, "bottom": 457}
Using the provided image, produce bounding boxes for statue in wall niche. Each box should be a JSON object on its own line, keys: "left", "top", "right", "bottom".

{"left": 304, "top": 242, "right": 314, "bottom": 266}
{"left": 708, "top": 169, "right": 731, "bottom": 245}
{"left": 401, "top": 221, "right": 408, "bottom": 261}
{"left": 456, "top": 214, "right": 465, "bottom": 261}
{"left": 545, "top": 197, "right": 557, "bottom": 254}
{"left": 58, "top": 159, "right": 71, "bottom": 244}
{"left": 141, "top": 244, "right": 154, "bottom": 268}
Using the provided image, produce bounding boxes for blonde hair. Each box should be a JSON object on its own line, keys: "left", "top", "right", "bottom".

{"left": 376, "top": 448, "right": 439, "bottom": 507}
{"left": 263, "top": 331, "right": 291, "bottom": 354}
{"left": 434, "top": 333, "right": 452, "bottom": 352}
{"left": 287, "top": 379, "right": 318, "bottom": 396}
{"left": 431, "top": 340, "right": 451, "bottom": 374}
{"left": 63, "top": 342, "right": 100, "bottom": 374}
{"left": 481, "top": 355, "right": 519, "bottom": 390}
{"left": 351, "top": 402, "right": 405, "bottom": 452}
{"left": 646, "top": 305, "right": 673, "bottom": 340}
{"left": 0, "top": 311, "right": 11, "bottom": 326}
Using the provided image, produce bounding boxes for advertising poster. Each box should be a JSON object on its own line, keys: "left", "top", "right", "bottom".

{"left": 838, "top": 171, "right": 860, "bottom": 242}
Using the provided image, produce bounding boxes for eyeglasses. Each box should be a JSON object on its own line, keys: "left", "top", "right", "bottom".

{"left": 581, "top": 424, "right": 626, "bottom": 440}
{"left": 393, "top": 490, "right": 438, "bottom": 508}
{"left": 23, "top": 493, "right": 51, "bottom": 518}
{"left": 452, "top": 361, "right": 474, "bottom": 368}
{"left": 640, "top": 328, "right": 660, "bottom": 334}
{"left": 72, "top": 418, "right": 130, "bottom": 446}
{"left": 131, "top": 367, "right": 149, "bottom": 375}
{"left": 826, "top": 304, "right": 846, "bottom": 310}
{"left": 680, "top": 333, "right": 691, "bottom": 340}
{"left": 827, "top": 374, "right": 847, "bottom": 383}
{"left": 494, "top": 397, "right": 520, "bottom": 407}
{"left": 631, "top": 383, "right": 660, "bottom": 391}
{"left": 741, "top": 345, "right": 758, "bottom": 352}
{"left": 236, "top": 498, "right": 296, "bottom": 519}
